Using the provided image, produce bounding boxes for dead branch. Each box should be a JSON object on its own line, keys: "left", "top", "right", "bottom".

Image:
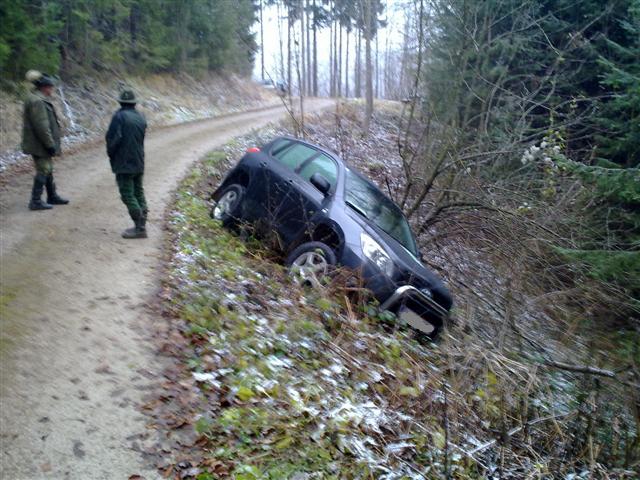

{"left": 543, "top": 360, "right": 640, "bottom": 390}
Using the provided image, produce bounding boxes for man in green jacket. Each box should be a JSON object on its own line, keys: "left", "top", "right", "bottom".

{"left": 105, "top": 89, "right": 148, "bottom": 239}
{"left": 21, "top": 71, "right": 69, "bottom": 210}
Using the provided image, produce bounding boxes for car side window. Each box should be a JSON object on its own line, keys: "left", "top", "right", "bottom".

{"left": 270, "top": 139, "right": 291, "bottom": 155}
{"left": 298, "top": 154, "right": 338, "bottom": 189}
{"left": 272, "top": 143, "right": 318, "bottom": 171}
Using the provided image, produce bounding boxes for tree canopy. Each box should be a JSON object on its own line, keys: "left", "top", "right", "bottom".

{"left": 0, "top": 0, "right": 257, "bottom": 82}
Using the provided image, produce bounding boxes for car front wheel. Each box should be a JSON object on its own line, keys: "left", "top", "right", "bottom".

{"left": 211, "top": 184, "right": 245, "bottom": 227}
{"left": 286, "top": 241, "right": 337, "bottom": 289}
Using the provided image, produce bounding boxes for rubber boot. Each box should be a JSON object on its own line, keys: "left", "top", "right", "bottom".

{"left": 122, "top": 209, "right": 147, "bottom": 239}
{"left": 45, "top": 175, "right": 69, "bottom": 205}
{"left": 28, "top": 174, "right": 52, "bottom": 210}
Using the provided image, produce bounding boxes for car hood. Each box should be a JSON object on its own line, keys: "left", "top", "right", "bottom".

{"left": 346, "top": 206, "right": 452, "bottom": 309}
{"left": 375, "top": 227, "right": 443, "bottom": 280}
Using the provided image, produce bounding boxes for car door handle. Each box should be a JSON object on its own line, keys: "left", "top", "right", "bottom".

{"left": 260, "top": 161, "right": 267, "bottom": 167}
{"left": 287, "top": 179, "right": 294, "bottom": 184}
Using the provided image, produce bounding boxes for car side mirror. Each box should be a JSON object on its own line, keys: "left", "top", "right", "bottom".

{"left": 310, "top": 173, "right": 331, "bottom": 196}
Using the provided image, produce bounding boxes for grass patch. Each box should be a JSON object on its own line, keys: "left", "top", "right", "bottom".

{"left": 157, "top": 142, "right": 639, "bottom": 479}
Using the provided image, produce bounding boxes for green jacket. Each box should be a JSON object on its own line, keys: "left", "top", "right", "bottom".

{"left": 105, "top": 106, "right": 147, "bottom": 174}
{"left": 21, "top": 90, "right": 61, "bottom": 157}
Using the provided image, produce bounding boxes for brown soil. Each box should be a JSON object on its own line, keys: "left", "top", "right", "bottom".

{"left": 0, "top": 99, "right": 333, "bottom": 479}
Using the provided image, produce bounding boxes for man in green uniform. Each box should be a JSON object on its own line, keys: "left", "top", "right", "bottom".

{"left": 105, "top": 89, "right": 148, "bottom": 239}
{"left": 21, "top": 71, "right": 69, "bottom": 210}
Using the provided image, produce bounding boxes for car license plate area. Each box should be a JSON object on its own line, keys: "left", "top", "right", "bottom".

{"left": 399, "top": 307, "right": 435, "bottom": 335}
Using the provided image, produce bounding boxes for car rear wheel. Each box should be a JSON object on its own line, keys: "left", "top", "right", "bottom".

{"left": 286, "top": 241, "right": 337, "bottom": 289}
{"left": 211, "top": 184, "right": 245, "bottom": 227}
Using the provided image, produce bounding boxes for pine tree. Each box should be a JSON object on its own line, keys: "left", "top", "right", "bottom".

{"left": 0, "top": 1, "right": 62, "bottom": 81}
{"left": 594, "top": 0, "right": 640, "bottom": 167}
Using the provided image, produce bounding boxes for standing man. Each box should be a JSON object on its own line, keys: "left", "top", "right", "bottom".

{"left": 21, "top": 70, "right": 69, "bottom": 210}
{"left": 105, "top": 89, "right": 148, "bottom": 239}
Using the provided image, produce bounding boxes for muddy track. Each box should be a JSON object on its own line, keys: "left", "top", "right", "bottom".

{"left": 0, "top": 99, "right": 333, "bottom": 480}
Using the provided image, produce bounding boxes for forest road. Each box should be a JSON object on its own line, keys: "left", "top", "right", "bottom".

{"left": 0, "top": 98, "right": 333, "bottom": 480}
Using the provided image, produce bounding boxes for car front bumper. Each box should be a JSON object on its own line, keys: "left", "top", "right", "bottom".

{"left": 379, "top": 285, "right": 449, "bottom": 319}
{"left": 339, "top": 246, "right": 449, "bottom": 329}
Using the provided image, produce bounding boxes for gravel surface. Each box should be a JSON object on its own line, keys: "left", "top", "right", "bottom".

{"left": 0, "top": 98, "right": 334, "bottom": 480}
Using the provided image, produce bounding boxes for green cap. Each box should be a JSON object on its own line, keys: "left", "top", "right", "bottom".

{"left": 118, "top": 89, "right": 137, "bottom": 104}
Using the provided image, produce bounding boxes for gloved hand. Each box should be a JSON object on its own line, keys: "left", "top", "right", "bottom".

{"left": 46, "top": 147, "right": 56, "bottom": 157}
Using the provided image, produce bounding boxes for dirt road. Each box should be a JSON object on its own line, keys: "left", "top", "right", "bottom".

{"left": 0, "top": 99, "right": 333, "bottom": 479}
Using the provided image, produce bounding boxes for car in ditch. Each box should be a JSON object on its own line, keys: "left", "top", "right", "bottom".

{"left": 210, "top": 136, "right": 453, "bottom": 338}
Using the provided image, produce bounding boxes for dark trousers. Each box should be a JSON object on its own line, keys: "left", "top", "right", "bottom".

{"left": 32, "top": 155, "right": 53, "bottom": 176}
{"left": 116, "top": 173, "right": 147, "bottom": 214}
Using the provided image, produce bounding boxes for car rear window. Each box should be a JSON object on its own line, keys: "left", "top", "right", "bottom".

{"left": 270, "top": 139, "right": 292, "bottom": 155}
{"left": 273, "top": 143, "right": 318, "bottom": 171}
{"left": 299, "top": 154, "right": 338, "bottom": 188}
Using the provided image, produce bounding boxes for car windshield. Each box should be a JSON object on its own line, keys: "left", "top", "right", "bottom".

{"left": 345, "top": 170, "right": 418, "bottom": 256}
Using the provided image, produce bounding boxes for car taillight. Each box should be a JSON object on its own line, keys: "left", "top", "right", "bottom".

{"left": 247, "top": 147, "right": 260, "bottom": 153}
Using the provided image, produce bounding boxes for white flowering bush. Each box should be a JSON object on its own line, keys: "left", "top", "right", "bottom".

{"left": 520, "top": 135, "right": 564, "bottom": 167}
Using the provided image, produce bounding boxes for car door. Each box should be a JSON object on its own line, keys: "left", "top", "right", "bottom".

{"left": 261, "top": 142, "right": 320, "bottom": 239}
{"left": 276, "top": 153, "right": 339, "bottom": 243}
{"left": 248, "top": 139, "right": 290, "bottom": 220}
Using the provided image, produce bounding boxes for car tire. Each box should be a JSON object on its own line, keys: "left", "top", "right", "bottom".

{"left": 286, "top": 241, "right": 337, "bottom": 289}
{"left": 211, "top": 184, "right": 245, "bottom": 227}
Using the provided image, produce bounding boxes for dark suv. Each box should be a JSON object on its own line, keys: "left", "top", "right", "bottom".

{"left": 211, "top": 137, "right": 452, "bottom": 337}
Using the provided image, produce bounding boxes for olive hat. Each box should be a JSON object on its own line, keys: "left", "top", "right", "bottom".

{"left": 118, "top": 89, "right": 137, "bottom": 104}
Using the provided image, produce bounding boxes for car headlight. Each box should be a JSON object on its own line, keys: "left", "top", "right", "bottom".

{"left": 361, "top": 232, "right": 394, "bottom": 276}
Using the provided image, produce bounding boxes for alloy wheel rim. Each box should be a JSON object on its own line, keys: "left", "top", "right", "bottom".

{"left": 213, "top": 190, "right": 238, "bottom": 220}
{"left": 290, "top": 251, "right": 329, "bottom": 288}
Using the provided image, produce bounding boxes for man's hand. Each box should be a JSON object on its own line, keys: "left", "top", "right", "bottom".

{"left": 46, "top": 147, "right": 56, "bottom": 157}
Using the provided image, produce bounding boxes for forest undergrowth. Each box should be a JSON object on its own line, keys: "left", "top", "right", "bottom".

{"left": 147, "top": 104, "right": 638, "bottom": 479}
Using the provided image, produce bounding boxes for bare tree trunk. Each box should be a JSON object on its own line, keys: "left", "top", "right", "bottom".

{"left": 313, "top": 0, "right": 318, "bottom": 96}
{"left": 398, "top": 11, "right": 409, "bottom": 98}
{"left": 402, "top": 0, "right": 425, "bottom": 156}
{"left": 364, "top": 0, "right": 373, "bottom": 133}
{"left": 355, "top": 28, "right": 361, "bottom": 97}
{"left": 345, "top": 27, "right": 350, "bottom": 98}
{"left": 260, "top": 0, "right": 264, "bottom": 81}
{"left": 384, "top": 10, "right": 391, "bottom": 99}
{"left": 300, "top": 1, "right": 306, "bottom": 96}
{"left": 295, "top": 25, "right": 305, "bottom": 137}
{"left": 306, "top": 0, "right": 312, "bottom": 95}
{"left": 375, "top": 27, "right": 379, "bottom": 98}
{"left": 329, "top": 4, "right": 334, "bottom": 97}
{"left": 278, "top": 1, "right": 285, "bottom": 81}
{"left": 338, "top": 22, "right": 343, "bottom": 97}
{"left": 333, "top": 14, "right": 338, "bottom": 97}
{"left": 287, "top": 5, "right": 292, "bottom": 95}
